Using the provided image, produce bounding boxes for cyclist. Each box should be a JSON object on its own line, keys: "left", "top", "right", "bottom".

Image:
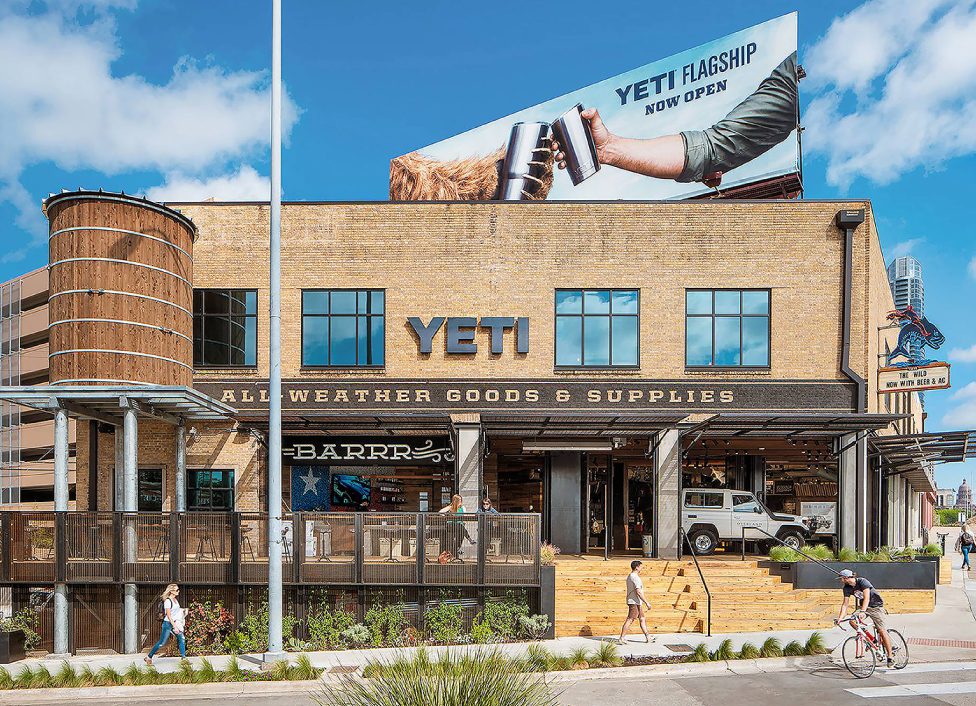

{"left": 835, "top": 568, "right": 895, "bottom": 667}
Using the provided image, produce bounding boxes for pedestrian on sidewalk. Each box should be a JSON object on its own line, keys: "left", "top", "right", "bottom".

{"left": 618, "top": 560, "right": 653, "bottom": 645}
{"left": 145, "top": 583, "right": 186, "bottom": 664}
{"left": 955, "top": 525, "right": 974, "bottom": 570}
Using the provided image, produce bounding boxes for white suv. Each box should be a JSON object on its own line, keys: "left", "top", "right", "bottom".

{"left": 681, "top": 488, "right": 818, "bottom": 555}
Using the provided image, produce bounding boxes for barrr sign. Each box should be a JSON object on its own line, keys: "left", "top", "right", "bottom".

{"left": 878, "top": 362, "right": 950, "bottom": 393}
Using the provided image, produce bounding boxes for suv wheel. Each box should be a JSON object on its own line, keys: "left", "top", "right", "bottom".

{"left": 780, "top": 531, "right": 805, "bottom": 550}
{"left": 689, "top": 529, "right": 718, "bottom": 556}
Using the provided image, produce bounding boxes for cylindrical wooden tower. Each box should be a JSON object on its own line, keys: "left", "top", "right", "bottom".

{"left": 44, "top": 190, "right": 198, "bottom": 386}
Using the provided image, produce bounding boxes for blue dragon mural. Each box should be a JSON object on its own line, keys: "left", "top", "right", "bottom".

{"left": 885, "top": 305, "right": 945, "bottom": 367}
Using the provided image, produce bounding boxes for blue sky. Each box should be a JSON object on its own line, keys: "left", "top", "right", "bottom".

{"left": 1, "top": 0, "right": 975, "bottom": 490}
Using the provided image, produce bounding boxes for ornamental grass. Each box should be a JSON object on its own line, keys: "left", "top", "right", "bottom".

{"left": 315, "top": 647, "right": 560, "bottom": 706}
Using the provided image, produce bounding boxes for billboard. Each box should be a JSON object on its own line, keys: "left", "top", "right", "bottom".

{"left": 390, "top": 13, "right": 798, "bottom": 201}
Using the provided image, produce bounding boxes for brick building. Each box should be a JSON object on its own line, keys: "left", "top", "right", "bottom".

{"left": 30, "top": 193, "right": 945, "bottom": 553}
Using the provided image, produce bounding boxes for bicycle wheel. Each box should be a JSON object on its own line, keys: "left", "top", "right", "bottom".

{"left": 887, "top": 629, "right": 909, "bottom": 669}
{"left": 842, "top": 635, "right": 876, "bottom": 678}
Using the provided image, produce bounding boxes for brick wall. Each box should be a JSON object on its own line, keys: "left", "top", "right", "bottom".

{"left": 76, "top": 420, "right": 262, "bottom": 512}
{"left": 174, "top": 200, "right": 884, "bottom": 385}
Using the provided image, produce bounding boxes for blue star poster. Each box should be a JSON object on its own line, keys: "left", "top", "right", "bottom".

{"left": 290, "top": 466, "right": 330, "bottom": 511}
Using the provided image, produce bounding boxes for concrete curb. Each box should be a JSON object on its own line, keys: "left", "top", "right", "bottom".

{"left": 0, "top": 655, "right": 834, "bottom": 704}
{"left": 0, "top": 678, "right": 328, "bottom": 704}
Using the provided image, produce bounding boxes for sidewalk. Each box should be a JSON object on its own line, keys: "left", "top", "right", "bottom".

{"left": 7, "top": 548, "right": 976, "bottom": 677}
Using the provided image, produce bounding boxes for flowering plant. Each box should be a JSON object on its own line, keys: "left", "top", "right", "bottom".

{"left": 183, "top": 601, "right": 235, "bottom": 655}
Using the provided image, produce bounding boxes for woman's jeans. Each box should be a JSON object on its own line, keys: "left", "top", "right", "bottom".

{"left": 148, "top": 620, "right": 185, "bottom": 658}
{"left": 963, "top": 546, "right": 971, "bottom": 569}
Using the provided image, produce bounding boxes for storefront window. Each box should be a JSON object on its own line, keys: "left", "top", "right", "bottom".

{"left": 193, "top": 290, "right": 257, "bottom": 367}
{"left": 187, "top": 469, "right": 234, "bottom": 511}
{"left": 555, "top": 289, "right": 638, "bottom": 367}
{"left": 138, "top": 468, "right": 163, "bottom": 511}
{"left": 302, "top": 290, "right": 384, "bottom": 366}
{"left": 685, "top": 289, "right": 770, "bottom": 367}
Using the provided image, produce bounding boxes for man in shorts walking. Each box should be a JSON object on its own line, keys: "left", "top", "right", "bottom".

{"left": 618, "top": 560, "right": 653, "bottom": 645}
{"left": 835, "top": 568, "right": 895, "bottom": 667}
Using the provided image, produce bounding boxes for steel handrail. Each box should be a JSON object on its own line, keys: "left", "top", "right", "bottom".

{"left": 740, "top": 525, "right": 840, "bottom": 576}
{"left": 679, "top": 526, "right": 711, "bottom": 636}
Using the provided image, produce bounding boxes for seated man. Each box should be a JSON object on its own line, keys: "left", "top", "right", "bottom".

{"left": 835, "top": 568, "right": 896, "bottom": 667}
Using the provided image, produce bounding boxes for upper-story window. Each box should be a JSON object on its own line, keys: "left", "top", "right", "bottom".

{"left": 193, "top": 290, "right": 257, "bottom": 367}
{"left": 685, "top": 289, "right": 770, "bottom": 368}
{"left": 555, "top": 289, "right": 639, "bottom": 367}
{"left": 302, "top": 290, "right": 385, "bottom": 367}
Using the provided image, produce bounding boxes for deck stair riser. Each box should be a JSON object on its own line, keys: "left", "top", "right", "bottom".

{"left": 553, "top": 557, "right": 838, "bottom": 637}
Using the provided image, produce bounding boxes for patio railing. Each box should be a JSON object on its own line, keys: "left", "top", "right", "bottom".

{"left": 0, "top": 511, "right": 541, "bottom": 588}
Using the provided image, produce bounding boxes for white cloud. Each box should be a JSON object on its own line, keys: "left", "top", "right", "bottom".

{"left": 942, "top": 381, "right": 976, "bottom": 427}
{"left": 950, "top": 344, "right": 976, "bottom": 363}
{"left": 0, "top": 4, "right": 300, "bottom": 261}
{"left": 969, "top": 254, "right": 976, "bottom": 280}
{"left": 145, "top": 166, "right": 270, "bottom": 203}
{"left": 803, "top": 0, "right": 976, "bottom": 189}
{"left": 889, "top": 237, "right": 925, "bottom": 258}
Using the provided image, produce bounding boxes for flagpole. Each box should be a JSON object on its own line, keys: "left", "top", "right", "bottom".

{"left": 266, "top": 0, "right": 284, "bottom": 660}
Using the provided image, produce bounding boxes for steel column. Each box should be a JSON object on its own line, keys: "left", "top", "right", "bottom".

{"left": 122, "top": 406, "right": 138, "bottom": 654}
{"left": 175, "top": 424, "right": 186, "bottom": 512}
{"left": 265, "top": 0, "right": 285, "bottom": 662}
{"left": 53, "top": 407, "right": 69, "bottom": 656}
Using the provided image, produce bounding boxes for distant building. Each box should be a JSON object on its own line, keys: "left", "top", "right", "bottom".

{"left": 887, "top": 255, "right": 926, "bottom": 407}
{"left": 0, "top": 268, "right": 76, "bottom": 508}
{"left": 956, "top": 479, "right": 972, "bottom": 514}
{"left": 936, "top": 487, "right": 957, "bottom": 508}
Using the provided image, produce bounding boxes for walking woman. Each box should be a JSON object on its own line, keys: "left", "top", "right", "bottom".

{"left": 956, "top": 525, "right": 975, "bottom": 571}
{"left": 145, "top": 584, "right": 186, "bottom": 664}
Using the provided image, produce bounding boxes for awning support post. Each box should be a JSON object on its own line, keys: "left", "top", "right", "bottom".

{"left": 52, "top": 406, "right": 69, "bottom": 657}
{"left": 122, "top": 404, "right": 138, "bottom": 654}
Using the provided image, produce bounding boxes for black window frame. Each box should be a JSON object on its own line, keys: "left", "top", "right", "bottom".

{"left": 192, "top": 289, "right": 259, "bottom": 369}
{"left": 137, "top": 467, "right": 164, "bottom": 512}
{"left": 186, "top": 468, "right": 235, "bottom": 512}
{"left": 684, "top": 288, "right": 771, "bottom": 369}
{"left": 301, "top": 289, "right": 386, "bottom": 368}
{"left": 553, "top": 288, "right": 640, "bottom": 369}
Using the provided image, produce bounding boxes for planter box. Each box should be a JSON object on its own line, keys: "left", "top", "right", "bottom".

{"left": 539, "top": 564, "right": 555, "bottom": 639}
{"left": 0, "top": 630, "right": 25, "bottom": 664}
{"left": 759, "top": 560, "right": 936, "bottom": 590}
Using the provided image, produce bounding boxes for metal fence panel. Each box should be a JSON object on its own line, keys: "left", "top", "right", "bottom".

{"left": 66, "top": 512, "right": 115, "bottom": 582}
{"left": 362, "top": 514, "right": 419, "bottom": 585}
{"left": 122, "top": 512, "right": 171, "bottom": 583}
{"left": 179, "top": 513, "right": 232, "bottom": 584}
{"left": 423, "top": 513, "right": 480, "bottom": 586}
{"left": 300, "top": 514, "right": 356, "bottom": 584}
{"left": 484, "top": 514, "right": 540, "bottom": 586}
{"left": 10, "top": 512, "right": 55, "bottom": 582}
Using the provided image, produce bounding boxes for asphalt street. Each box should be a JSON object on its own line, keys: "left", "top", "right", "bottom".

{"left": 59, "top": 658, "right": 976, "bottom": 705}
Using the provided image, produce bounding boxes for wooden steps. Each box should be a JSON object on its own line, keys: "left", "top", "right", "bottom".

{"left": 553, "top": 558, "right": 836, "bottom": 637}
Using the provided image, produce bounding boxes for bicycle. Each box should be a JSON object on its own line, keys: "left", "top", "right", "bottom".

{"left": 836, "top": 611, "right": 909, "bottom": 678}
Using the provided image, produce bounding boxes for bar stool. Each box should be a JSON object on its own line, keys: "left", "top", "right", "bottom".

{"left": 195, "top": 531, "right": 218, "bottom": 561}
{"left": 241, "top": 527, "right": 257, "bottom": 562}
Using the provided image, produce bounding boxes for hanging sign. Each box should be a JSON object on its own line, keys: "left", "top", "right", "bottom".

{"left": 878, "top": 362, "right": 950, "bottom": 393}
{"left": 282, "top": 436, "right": 455, "bottom": 465}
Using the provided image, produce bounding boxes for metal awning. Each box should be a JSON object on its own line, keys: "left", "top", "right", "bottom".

{"left": 480, "top": 412, "right": 905, "bottom": 438}
{"left": 870, "top": 430, "right": 976, "bottom": 494}
{"left": 0, "top": 385, "right": 237, "bottom": 425}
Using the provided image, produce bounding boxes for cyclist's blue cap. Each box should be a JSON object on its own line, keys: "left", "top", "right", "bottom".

{"left": 838, "top": 569, "right": 855, "bottom": 578}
